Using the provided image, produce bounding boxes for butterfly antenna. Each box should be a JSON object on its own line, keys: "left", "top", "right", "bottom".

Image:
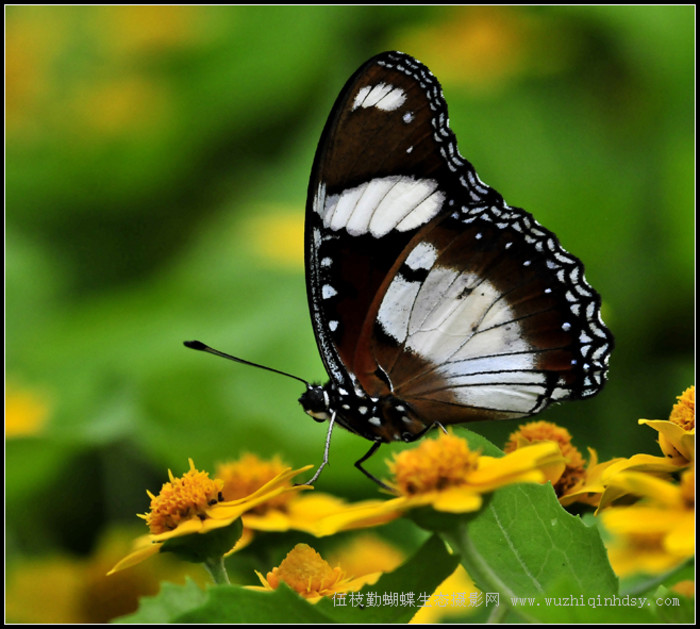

{"left": 184, "top": 340, "right": 310, "bottom": 386}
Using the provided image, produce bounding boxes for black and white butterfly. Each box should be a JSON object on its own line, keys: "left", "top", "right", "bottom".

{"left": 187, "top": 51, "right": 613, "bottom": 484}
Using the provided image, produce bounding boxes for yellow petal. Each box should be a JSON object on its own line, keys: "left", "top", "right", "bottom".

{"left": 310, "top": 498, "right": 406, "bottom": 537}
{"left": 604, "top": 471, "right": 684, "bottom": 509}
{"left": 663, "top": 512, "right": 695, "bottom": 556}
{"left": 470, "top": 442, "right": 562, "bottom": 488}
{"left": 602, "top": 505, "right": 679, "bottom": 535}
{"left": 150, "top": 517, "right": 206, "bottom": 541}
{"left": 639, "top": 418, "right": 695, "bottom": 463}
{"left": 431, "top": 487, "right": 483, "bottom": 513}
{"left": 107, "top": 542, "right": 160, "bottom": 575}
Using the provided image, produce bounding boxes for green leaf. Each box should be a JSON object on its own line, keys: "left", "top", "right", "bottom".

{"left": 442, "top": 483, "right": 618, "bottom": 621}
{"left": 459, "top": 427, "right": 505, "bottom": 457}
{"left": 177, "top": 584, "right": 330, "bottom": 623}
{"left": 114, "top": 578, "right": 207, "bottom": 623}
{"left": 649, "top": 584, "right": 695, "bottom": 623}
{"left": 116, "top": 578, "right": 328, "bottom": 623}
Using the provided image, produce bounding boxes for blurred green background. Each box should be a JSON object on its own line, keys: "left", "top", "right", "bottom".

{"left": 6, "top": 5, "right": 694, "bottom": 622}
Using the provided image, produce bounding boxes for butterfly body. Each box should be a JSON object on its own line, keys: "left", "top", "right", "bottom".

{"left": 300, "top": 51, "right": 613, "bottom": 454}
{"left": 299, "top": 382, "right": 430, "bottom": 444}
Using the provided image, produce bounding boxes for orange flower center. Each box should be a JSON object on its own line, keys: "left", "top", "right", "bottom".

{"left": 505, "top": 420, "right": 585, "bottom": 495}
{"left": 266, "top": 544, "right": 344, "bottom": 597}
{"left": 669, "top": 386, "right": 695, "bottom": 431}
{"left": 389, "top": 432, "right": 480, "bottom": 495}
{"left": 216, "top": 454, "right": 292, "bottom": 514}
{"left": 144, "top": 460, "right": 223, "bottom": 534}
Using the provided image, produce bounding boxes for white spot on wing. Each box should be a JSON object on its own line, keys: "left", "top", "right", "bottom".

{"left": 377, "top": 273, "right": 421, "bottom": 343}
{"left": 328, "top": 185, "right": 365, "bottom": 232}
{"left": 457, "top": 384, "right": 543, "bottom": 414}
{"left": 318, "top": 176, "right": 444, "bottom": 238}
{"left": 353, "top": 83, "right": 407, "bottom": 111}
{"left": 369, "top": 178, "right": 443, "bottom": 237}
{"left": 322, "top": 285, "right": 337, "bottom": 299}
{"left": 404, "top": 241, "right": 438, "bottom": 272}
{"left": 313, "top": 183, "right": 328, "bottom": 220}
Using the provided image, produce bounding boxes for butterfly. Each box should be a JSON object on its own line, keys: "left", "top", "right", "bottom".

{"left": 187, "top": 51, "right": 613, "bottom": 485}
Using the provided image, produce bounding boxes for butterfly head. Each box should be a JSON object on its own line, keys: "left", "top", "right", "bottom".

{"left": 299, "top": 384, "right": 332, "bottom": 422}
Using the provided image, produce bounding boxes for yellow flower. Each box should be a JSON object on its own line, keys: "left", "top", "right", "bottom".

{"left": 304, "top": 432, "right": 564, "bottom": 531}
{"left": 142, "top": 459, "right": 225, "bottom": 536}
{"left": 387, "top": 431, "right": 564, "bottom": 512}
{"left": 505, "top": 420, "right": 586, "bottom": 496}
{"left": 252, "top": 543, "right": 380, "bottom": 603}
{"left": 558, "top": 390, "right": 695, "bottom": 509}
{"left": 600, "top": 468, "right": 694, "bottom": 577}
{"left": 215, "top": 454, "right": 400, "bottom": 537}
{"left": 560, "top": 449, "right": 682, "bottom": 510}
{"left": 108, "top": 459, "right": 311, "bottom": 575}
{"left": 639, "top": 386, "right": 695, "bottom": 465}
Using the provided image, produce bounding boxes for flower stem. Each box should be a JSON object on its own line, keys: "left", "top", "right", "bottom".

{"left": 204, "top": 556, "right": 230, "bottom": 585}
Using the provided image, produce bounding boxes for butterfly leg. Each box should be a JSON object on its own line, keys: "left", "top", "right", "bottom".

{"left": 354, "top": 441, "right": 392, "bottom": 490}
{"left": 298, "top": 410, "right": 337, "bottom": 486}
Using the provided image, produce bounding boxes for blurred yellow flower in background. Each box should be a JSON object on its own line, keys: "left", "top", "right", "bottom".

{"left": 6, "top": 529, "right": 205, "bottom": 623}
{"left": 326, "top": 534, "right": 405, "bottom": 578}
{"left": 392, "top": 6, "right": 572, "bottom": 93}
{"left": 601, "top": 468, "right": 694, "bottom": 577}
{"left": 243, "top": 209, "right": 304, "bottom": 269}
{"left": 5, "top": 381, "right": 51, "bottom": 438}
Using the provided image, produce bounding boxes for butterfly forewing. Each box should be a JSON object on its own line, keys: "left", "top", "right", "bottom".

{"left": 305, "top": 51, "right": 613, "bottom": 442}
